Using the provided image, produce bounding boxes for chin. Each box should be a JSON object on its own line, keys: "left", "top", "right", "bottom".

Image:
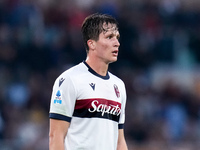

{"left": 109, "top": 58, "right": 118, "bottom": 63}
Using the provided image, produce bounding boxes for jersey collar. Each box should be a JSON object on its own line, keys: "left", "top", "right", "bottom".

{"left": 83, "top": 61, "right": 110, "bottom": 80}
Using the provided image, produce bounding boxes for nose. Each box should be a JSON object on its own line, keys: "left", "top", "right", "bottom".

{"left": 114, "top": 38, "right": 120, "bottom": 47}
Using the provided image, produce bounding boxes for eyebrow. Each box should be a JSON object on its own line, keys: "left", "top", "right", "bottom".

{"left": 105, "top": 30, "right": 120, "bottom": 38}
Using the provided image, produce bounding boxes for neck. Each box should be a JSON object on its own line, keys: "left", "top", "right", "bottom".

{"left": 85, "top": 56, "right": 109, "bottom": 76}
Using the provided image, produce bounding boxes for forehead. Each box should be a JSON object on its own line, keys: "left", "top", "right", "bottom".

{"left": 102, "top": 23, "right": 119, "bottom": 34}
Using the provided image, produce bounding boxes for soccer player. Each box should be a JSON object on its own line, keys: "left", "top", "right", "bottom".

{"left": 49, "top": 13, "right": 128, "bottom": 150}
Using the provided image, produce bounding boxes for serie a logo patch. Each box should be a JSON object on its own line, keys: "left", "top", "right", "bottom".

{"left": 54, "top": 90, "right": 62, "bottom": 104}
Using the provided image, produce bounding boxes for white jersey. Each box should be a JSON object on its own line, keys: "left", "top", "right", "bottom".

{"left": 49, "top": 61, "right": 127, "bottom": 150}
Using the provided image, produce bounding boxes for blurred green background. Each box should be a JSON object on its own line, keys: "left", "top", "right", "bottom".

{"left": 1, "top": 0, "right": 200, "bottom": 149}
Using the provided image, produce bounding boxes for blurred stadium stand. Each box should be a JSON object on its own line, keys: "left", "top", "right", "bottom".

{"left": 1, "top": 0, "right": 200, "bottom": 149}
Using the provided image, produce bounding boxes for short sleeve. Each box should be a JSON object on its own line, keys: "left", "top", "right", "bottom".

{"left": 118, "top": 82, "right": 127, "bottom": 129}
{"left": 49, "top": 73, "right": 77, "bottom": 122}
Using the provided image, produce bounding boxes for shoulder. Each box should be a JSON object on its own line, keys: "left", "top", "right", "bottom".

{"left": 54, "top": 62, "right": 86, "bottom": 87}
{"left": 108, "top": 72, "right": 125, "bottom": 85}
{"left": 59, "top": 62, "right": 86, "bottom": 78}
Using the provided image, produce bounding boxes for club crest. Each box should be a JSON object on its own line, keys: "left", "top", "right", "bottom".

{"left": 114, "top": 84, "right": 120, "bottom": 98}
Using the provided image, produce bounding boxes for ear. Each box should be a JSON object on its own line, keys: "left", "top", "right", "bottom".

{"left": 87, "top": 39, "right": 96, "bottom": 50}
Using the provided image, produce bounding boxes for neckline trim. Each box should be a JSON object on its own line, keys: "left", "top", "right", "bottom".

{"left": 83, "top": 61, "right": 110, "bottom": 80}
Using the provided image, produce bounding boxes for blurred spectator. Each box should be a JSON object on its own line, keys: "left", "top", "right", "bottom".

{"left": 1, "top": 0, "right": 200, "bottom": 149}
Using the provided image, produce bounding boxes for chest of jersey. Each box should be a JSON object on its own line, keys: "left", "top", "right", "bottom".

{"left": 76, "top": 75, "right": 121, "bottom": 101}
{"left": 73, "top": 74, "right": 122, "bottom": 122}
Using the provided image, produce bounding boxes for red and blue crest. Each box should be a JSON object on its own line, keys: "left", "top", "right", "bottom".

{"left": 114, "top": 84, "right": 120, "bottom": 98}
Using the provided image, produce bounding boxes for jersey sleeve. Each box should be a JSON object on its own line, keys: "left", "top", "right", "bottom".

{"left": 118, "top": 82, "right": 127, "bottom": 129}
{"left": 49, "top": 73, "right": 77, "bottom": 122}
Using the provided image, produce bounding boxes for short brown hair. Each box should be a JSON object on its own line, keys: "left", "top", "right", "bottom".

{"left": 81, "top": 13, "right": 118, "bottom": 53}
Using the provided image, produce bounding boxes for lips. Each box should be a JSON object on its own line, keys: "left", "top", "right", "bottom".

{"left": 112, "top": 50, "right": 118, "bottom": 55}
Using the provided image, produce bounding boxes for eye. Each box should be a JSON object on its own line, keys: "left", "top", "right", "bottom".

{"left": 107, "top": 35, "right": 113, "bottom": 39}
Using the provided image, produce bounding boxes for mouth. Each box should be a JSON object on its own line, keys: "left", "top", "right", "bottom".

{"left": 112, "top": 50, "right": 118, "bottom": 56}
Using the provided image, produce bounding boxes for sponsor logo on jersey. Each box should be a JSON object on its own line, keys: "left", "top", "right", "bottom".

{"left": 88, "top": 100, "right": 121, "bottom": 116}
{"left": 59, "top": 77, "right": 65, "bottom": 87}
{"left": 54, "top": 90, "right": 62, "bottom": 104}
{"left": 114, "top": 84, "right": 120, "bottom": 98}
{"left": 89, "top": 83, "right": 95, "bottom": 91}
{"left": 73, "top": 98, "right": 121, "bottom": 122}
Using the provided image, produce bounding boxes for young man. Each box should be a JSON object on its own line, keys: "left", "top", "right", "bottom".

{"left": 49, "top": 13, "right": 128, "bottom": 150}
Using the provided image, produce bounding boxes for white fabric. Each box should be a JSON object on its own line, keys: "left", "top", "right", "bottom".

{"left": 49, "top": 62, "right": 126, "bottom": 150}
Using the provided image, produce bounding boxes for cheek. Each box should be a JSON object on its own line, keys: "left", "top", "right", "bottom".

{"left": 100, "top": 42, "right": 110, "bottom": 51}
{"left": 96, "top": 42, "right": 108, "bottom": 52}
